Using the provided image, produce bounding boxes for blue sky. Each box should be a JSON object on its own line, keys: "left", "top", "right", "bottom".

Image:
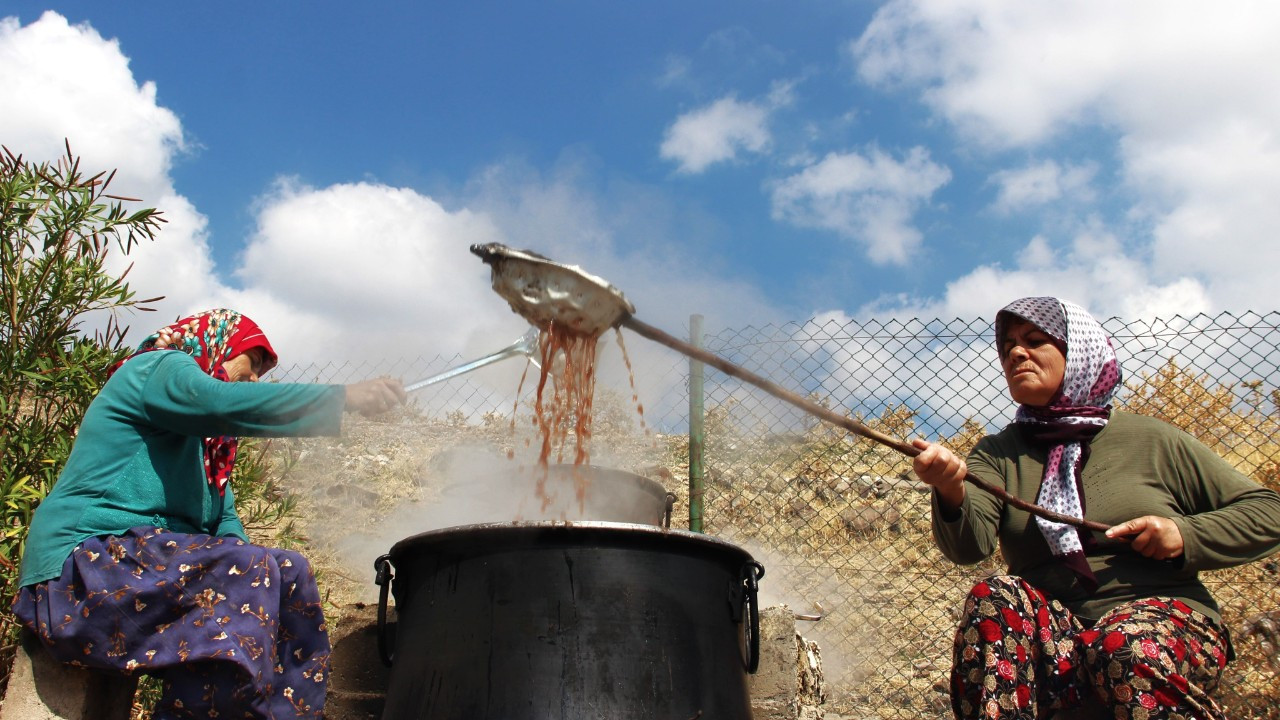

{"left": 3, "top": 2, "right": 1279, "bottom": 370}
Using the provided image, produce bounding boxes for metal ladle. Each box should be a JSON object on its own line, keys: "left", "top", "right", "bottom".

{"left": 405, "top": 326, "right": 541, "bottom": 393}
{"left": 470, "top": 242, "right": 1108, "bottom": 532}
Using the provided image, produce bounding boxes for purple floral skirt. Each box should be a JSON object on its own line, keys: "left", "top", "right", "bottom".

{"left": 12, "top": 527, "right": 328, "bottom": 719}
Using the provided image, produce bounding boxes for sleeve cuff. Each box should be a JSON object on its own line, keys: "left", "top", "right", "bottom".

{"left": 932, "top": 489, "right": 966, "bottom": 523}
{"left": 1171, "top": 515, "right": 1199, "bottom": 569}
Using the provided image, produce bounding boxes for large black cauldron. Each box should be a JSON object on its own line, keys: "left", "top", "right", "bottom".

{"left": 374, "top": 521, "right": 763, "bottom": 720}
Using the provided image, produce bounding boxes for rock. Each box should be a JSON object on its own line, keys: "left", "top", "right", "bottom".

{"left": 912, "top": 658, "right": 940, "bottom": 677}
{"left": 788, "top": 497, "right": 819, "bottom": 520}
{"left": 1240, "top": 610, "right": 1280, "bottom": 670}
{"left": 829, "top": 476, "right": 854, "bottom": 495}
{"left": 0, "top": 630, "right": 136, "bottom": 720}
{"left": 325, "top": 483, "right": 380, "bottom": 508}
{"left": 749, "top": 605, "right": 827, "bottom": 720}
{"left": 839, "top": 505, "right": 902, "bottom": 536}
{"left": 797, "top": 636, "right": 826, "bottom": 719}
{"left": 854, "top": 475, "right": 889, "bottom": 499}
{"left": 639, "top": 464, "right": 674, "bottom": 482}
{"left": 766, "top": 475, "right": 791, "bottom": 494}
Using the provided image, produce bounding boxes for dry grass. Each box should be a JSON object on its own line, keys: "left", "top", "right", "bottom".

{"left": 273, "top": 362, "right": 1280, "bottom": 720}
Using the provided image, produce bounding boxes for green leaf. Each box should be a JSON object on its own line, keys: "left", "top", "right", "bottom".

{"left": 1, "top": 144, "right": 165, "bottom": 648}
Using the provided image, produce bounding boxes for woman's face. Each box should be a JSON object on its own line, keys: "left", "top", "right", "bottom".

{"left": 223, "top": 347, "right": 266, "bottom": 383}
{"left": 999, "top": 318, "right": 1065, "bottom": 406}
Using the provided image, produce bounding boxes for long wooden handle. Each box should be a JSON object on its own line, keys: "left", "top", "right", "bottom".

{"left": 621, "top": 315, "right": 1110, "bottom": 532}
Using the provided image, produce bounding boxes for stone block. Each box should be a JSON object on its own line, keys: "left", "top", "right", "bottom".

{"left": 0, "top": 630, "right": 135, "bottom": 720}
{"left": 749, "top": 604, "right": 826, "bottom": 720}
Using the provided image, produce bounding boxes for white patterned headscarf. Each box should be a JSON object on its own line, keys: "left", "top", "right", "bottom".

{"left": 996, "top": 297, "right": 1122, "bottom": 590}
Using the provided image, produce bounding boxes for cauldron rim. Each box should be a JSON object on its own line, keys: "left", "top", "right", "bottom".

{"left": 538, "top": 463, "right": 670, "bottom": 502}
{"left": 386, "top": 520, "right": 753, "bottom": 565}
{"left": 438, "top": 463, "right": 669, "bottom": 499}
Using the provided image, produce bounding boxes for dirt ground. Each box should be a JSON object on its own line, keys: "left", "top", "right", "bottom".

{"left": 269, "top": 397, "right": 1280, "bottom": 720}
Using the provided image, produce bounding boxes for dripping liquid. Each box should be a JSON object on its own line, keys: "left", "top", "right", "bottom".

{"left": 509, "top": 357, "right": 533, "bottom": 460}
{"left": 516, "top": 324, "right": 654, "bottom": 517}
{"left": 531, "top": 321, "right": 600, "bottom": 511}
{"left": 613, "top": 328, "right": 651, "bottom": 440}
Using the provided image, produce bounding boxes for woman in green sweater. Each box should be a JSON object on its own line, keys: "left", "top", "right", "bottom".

{"left": 11, "top": 308, "right": 405, "bottom": 719}
{"left": 912, "top": 296, "right": 1280, "bottom": 720}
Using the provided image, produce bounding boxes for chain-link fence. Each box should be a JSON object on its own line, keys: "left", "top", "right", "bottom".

{"left": 278, "top": 310, "right": 1280, "bottom": 719}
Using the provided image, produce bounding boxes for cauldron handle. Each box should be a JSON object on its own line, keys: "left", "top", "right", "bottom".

{"left": 374, "top": 554, "right": 395, "bottom": 667}
{"left": 741, "top": 561, "right": 765, "bottom": 673}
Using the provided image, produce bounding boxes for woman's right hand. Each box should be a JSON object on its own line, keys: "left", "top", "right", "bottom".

{"left": 911, "top": 438, "right": 967, "bottom": 510}
{"left": 344, "top": 377, "right": 407, "bottom": 417}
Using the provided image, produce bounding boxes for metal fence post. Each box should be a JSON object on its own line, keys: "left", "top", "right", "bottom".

{"left": 688, "top": 314, "right": 705, "bottom": 533}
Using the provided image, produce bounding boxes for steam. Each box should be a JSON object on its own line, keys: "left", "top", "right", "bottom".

{"left": 741, "top": 541, "right": 862, "bottom": 686}
{"left": 323, "top": 432, "right": 671, "bottom": 600}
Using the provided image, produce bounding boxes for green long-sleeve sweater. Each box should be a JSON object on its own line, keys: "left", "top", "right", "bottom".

{"left": 19, "top": 350, "right": 346, "bottom": 587}
{"left": 933, "top": 410, "right": 1280, "bottom": 625}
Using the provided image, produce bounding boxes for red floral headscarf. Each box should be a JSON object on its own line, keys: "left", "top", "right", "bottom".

{"left": 114, "top": 309, "right": 279, "bottom": 496}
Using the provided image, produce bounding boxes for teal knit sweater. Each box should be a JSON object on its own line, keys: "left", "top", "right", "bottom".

{"left": 19, "top": 351, "right": 345, "bottom": 587}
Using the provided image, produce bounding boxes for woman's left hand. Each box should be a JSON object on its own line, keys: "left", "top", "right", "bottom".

{"left": 1105, "top": 516, "right": 1185, "bottom": 560}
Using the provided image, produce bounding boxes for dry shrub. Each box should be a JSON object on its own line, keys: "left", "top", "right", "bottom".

{"left": 1119, "top": 359, "right": 1280, "bottom": 719}
{"left": 277, "top": 362, "right": 1279, "bottom": 719}
{"left": 695, "top": 369, "right": 1280, "bottom": 719}
{"left": 1122, "top": 359, "right": 1280, "bottom": 490}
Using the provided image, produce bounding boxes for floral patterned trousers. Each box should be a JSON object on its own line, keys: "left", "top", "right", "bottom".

{"left": 951, "top": 575, "right": 1230, "bottom": 720}
{"left": 12, "top": 527, "right": 329, "bottom": 719}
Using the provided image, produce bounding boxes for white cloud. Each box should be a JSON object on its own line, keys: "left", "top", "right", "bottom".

{"left": 455, "top": 156, "right": 788, "bottom": 335}
{"left": 793, "top": 308, "right": 1014, "bottom": 433}
{"left": 0, "top": 12, "right": 185, "bottom": 196}
{"left": 1126, "top": 123, "right": 1280, "bottom": 310}
{"left": 827, "top": 225, "right": 1213, "bottom": 430}
{"left": 0, "top": 11, "right": 219, "bottom": 322}
{"left": 0, "top": 8, "right": 790, "bottom": 425}
{"left": 850, "top": 0, "right": 1280, "bottom": 311}
{"left": 990, "top": 160, "right": 1096, "bottom": 213}
{"left": 231, "top": 178, "right": 507, "bottom": 363}
{"left": 851, "top": 1, "right": 1280, "bottom": 148}
{"left": 660, "top": 95, "right": 772, "bottom": 174}
{"left": 1115, "top": 279, "right": 1210, "bottom": 322}
{"left": 111, "top": 191, "right": 221, "bottom": 314}
{"left": 656, "top": 54, "right": 692, "bottom": 89}
{"left": 1016, "top": 235, "right": 1056, "bottom": 269}
{"left": 770, "top": 146, "right": 950, "bottom": 265}
{"left": 933, "top": 228, "right": 1210, "bottom": 322}
{"left": 447, "top": 156, "right": 793, "bottom": 426}
{"left": 849, "top": 218, "right": 1209, "bottom": 327}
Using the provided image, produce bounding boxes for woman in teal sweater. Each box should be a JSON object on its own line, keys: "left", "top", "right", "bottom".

{"left": 12, "top": 308, "right": 405, "bottom": 719}
{"left": 912, "top": 297, "right": 1280, "bottom": 720}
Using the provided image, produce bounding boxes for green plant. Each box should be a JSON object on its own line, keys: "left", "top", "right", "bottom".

{"left": 0, "top": 143, "right": 163, "bottom": 675}
{"left": 1, "top": 146, "right": 311, "bottom": 717}
{"left": 230, "top": 437, "right": 307, "bottom": 549}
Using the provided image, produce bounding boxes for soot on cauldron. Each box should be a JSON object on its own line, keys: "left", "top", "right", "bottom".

{"left": 366, "top": 449, "right": 764, "bottom": 719}
{"left": 376, "top": 521, "right": 764, "bottom": 720}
